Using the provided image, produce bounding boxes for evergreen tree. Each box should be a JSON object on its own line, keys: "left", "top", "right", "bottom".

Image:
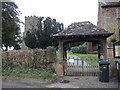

{"left": 24, "top": 31, "right": 38, "bottom": 49}
{"left": 24, "top": 17, "right": 64, "bottom": 49}
{"left": 2, "top": 2, "right": 22, "bottom": 51}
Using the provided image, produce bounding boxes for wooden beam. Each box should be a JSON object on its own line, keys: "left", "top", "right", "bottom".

{"left": 58, "top": 40, "right": 64, "bottom": 64}
{"left": 62, "top": 37, "right": 103, "bottom": 43}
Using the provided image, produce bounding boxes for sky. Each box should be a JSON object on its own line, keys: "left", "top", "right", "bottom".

{"left": 14, "top": 0, "right": 99, "bottom": 33}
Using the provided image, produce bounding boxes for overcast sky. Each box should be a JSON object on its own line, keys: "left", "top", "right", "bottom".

{"left": 15, "top": 0, "right": 98, "bottom": 33}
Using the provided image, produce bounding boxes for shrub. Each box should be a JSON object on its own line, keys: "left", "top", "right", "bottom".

{"left": 110, "top": 37, "right": 117, "bottom": 43}
{"left": 2, "top": 49, "right": 57, "bottom": 71}
{"left": 71, "top": 46, "right": 79, "bottom": 53}
{"left": 47, "top": 46, "right": 56, "bottom": 54}
{"left": 71, "top": 43, "right": 87, "bottom": 54}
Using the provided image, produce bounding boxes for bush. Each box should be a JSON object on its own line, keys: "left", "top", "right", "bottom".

{"left": 71, "top": 43, "right": 87, "bottom": 54}
{"left": 2, "top": 49, "right": 57, "bottom": 71}
{"left": 47, "top": 46, "right": 56, "bottom": 54}
{"left": 110, "top": 37, "right": 117, "bottom": 43}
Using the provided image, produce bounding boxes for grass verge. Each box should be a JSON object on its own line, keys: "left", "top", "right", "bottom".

{"left": 67, "top": 51, "right": 98, "bottom": 58}
{"left": 2, "top": 68, "right": 57, "bottom": 81}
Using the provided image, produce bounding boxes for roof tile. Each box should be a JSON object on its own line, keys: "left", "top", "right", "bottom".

{"left": 53, "top": 21, "right": 113, "bottom": 37}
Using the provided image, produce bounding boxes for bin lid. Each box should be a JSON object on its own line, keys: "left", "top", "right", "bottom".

{"left": 115, "top": 59, "right": 120, "bottom": 63}
{"left": 99, "top": 61, "right": 110, "bottom": 65}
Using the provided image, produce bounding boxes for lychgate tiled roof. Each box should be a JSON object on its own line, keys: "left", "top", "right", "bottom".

{"left": 53, "top": 21, "right": 113, "bottom": 37}
{"left": 101, "top": 2, "right": 120, "bottom": 7}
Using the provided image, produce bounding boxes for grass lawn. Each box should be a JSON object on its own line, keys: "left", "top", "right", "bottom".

{"left": 67, "top": 51, "right": 99, "bottom": 66}
{"left": 67, "top": 51, "right": 98, "bottom": 58}
{"left": 2, "top": 68, "right": 57, "bottom": 81}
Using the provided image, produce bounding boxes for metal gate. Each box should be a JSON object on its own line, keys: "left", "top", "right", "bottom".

{"left": 64, "top": 56, "right": 99, "bottom": 76}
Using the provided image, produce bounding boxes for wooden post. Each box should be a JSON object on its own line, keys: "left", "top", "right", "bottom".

{"left": 63, "top": 46, "right": 67, "bottom": 74}
{"left": 58, "top": 40, "right": 64, "bottom": 64}
{"left": 98, "top": 42, "right": 101, "bottom": 59}
{"left": 57, "top": 40, "right": 64, "bottom": 76}
{"left": 100, "top": 39, "right": 107, "bottom": 60}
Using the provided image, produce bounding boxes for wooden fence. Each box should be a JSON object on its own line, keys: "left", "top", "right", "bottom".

{"left": 64, "top": 57, "right": 99, "bottom": 76}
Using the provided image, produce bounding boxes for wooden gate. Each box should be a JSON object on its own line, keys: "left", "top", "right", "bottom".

{"left": 64, "top": 57, "right": 99, "bottom": 76}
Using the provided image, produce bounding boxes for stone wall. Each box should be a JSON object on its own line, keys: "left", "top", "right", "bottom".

{"left": 2, "top": 49, "right": 57, "bottom": 71}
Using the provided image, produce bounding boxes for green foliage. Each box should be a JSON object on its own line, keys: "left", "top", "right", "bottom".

{"left": 2, "top": 2, "right": 22, "bottom": 51}
{"left": 2, "top": 49, "right": 57, "bottom": 81}
{"left": 86, "top": 60, "right": 98, "bottom": 66}
{"left": 24, "top": 17, "right": 64, "bottom": 49}
{"left": 71, "top": 42, "right": 88, "bottom": 54}
{"left": 47, "top": 46, "right": 56, "bottom": 53}
{"left": 110, "top": 37, "right": 117, "bottom": 43}
{"left": 69, "top": 42, "right": 84, "bottom": 48}
{"left": 24, "top": 31, "right": 38, "bottom": 49}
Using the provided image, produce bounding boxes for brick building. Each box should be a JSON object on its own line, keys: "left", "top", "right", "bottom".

{"left": 97, "top": 0, "right": 120, "bottom": 58}
{"left": 98, "top": 0, "right": 120, "bottom": 46}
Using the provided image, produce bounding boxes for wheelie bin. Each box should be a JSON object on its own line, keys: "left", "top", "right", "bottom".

{"left": 115, "top": 59, "right": 120, "bottom": 82}
{"left": 99, "top": 61, "right": 110, "bottom": 82}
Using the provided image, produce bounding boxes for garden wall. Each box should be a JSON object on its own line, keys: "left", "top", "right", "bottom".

{"left": 2, "top": 49, "right": 57, "bottom": 71}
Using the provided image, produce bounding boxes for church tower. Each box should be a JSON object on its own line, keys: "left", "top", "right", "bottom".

{"left": 21, "top": 16, "right": 39, "bottom": 50}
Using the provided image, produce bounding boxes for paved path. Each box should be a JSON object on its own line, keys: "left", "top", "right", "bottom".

{"left": 67, "top": 55, "right": 79, "bottom": 59}
{"left": 67, "top": 55, "right": 88, "bottom": 66}
{"left": 2, "top": 76, "right": 120, "bottom": 88}
{"left": 46, "top": 76, "right": 120, "bottom": 88}
{"left": 2, "top": 77, "right": 51, "bottom": 88}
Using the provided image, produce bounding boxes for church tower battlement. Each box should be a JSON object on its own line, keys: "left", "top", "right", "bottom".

{"left": 25, "top": 15, "right": 39, "bottom": 33}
